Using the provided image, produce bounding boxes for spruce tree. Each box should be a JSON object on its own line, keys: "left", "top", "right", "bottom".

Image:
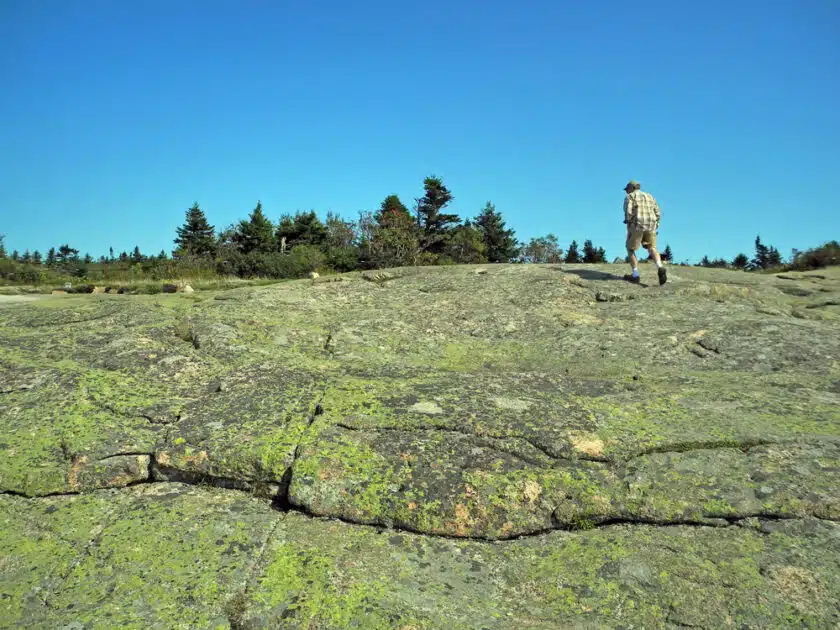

{"left": 565, "top": 240, "right": 581, "bottom": 263}
{"left": 662, "top": 245, "right": 673, "bottom": 261}
{"left": 234, "top": 200, "right": 276, "bottom": 254}
{"left": 751, "top": 235, "right": 769, "bottom": 269}
{"left": 474, "top": 202, "right": 518, "bottom": 263}
{"left": 57, "top": 244, "right": 79, "bottom": 264}
{"left": 132, "top": 246, "right": 143, "bottom": 262}
{"left": 415, "top": 176, "right": 460, "bottom": 254}
{"left": 46, "top": 248, "right": 56, "bottom": 266}
{"left": 582, "top": 239, "right": 606, "bottom": 263}
{"left": 32, "top": 250, "right": 42, "bottom": 264}
{"left": 276, "top": 211, "right": 327, "bottom": 249}
{"left": 0, "top": 234, "right": 6, "bottom": 258}
{"left": 732, "top": 253, "right": 749, "bottom": 269}
{"left": 375, "top": 195, "right": 412, "bottom": 229}
{"left": 174, "top": 202, "right": 216, "bottom": 257}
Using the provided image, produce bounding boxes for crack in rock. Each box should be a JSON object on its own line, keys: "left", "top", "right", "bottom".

{"left": 5, "top": 479, "right": 838, "bottom": 545}
{"left": 99, "top": 402, "right": 180, "bottom": 426}
{"left": 224, "top": 513, "right": 286, "bottom": 629}
{"left": 99, "top": 451, "right": 154, "bottom": 462}
{"left": 632, "top": 438, "right": 779, "bottom": 458}
{"left": 331, "top": 421, "right": 609, "bottom": 464}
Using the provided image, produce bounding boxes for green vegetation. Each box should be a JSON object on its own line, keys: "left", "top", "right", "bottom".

{"left": 698, "top": 236, "right": 839, "bottom": 272}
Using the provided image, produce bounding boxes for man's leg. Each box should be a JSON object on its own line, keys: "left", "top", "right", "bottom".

{"left": 626, "top": 229, "right": 642, "bottom": 280}
{"left": 627, "top": 248, "right": 639, "bottom": 272}
{"left": 647, "top": 238, "right": 667, "bottom": 285}
{"left": 648, "top": 245, "right": 662, "bottom": 267}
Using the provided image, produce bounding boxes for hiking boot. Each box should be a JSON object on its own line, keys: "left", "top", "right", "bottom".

{"left": 623, "top": 274, "right": 641, "bottom": 284}
{"left": 658, "top": 266, "right": 667, "bottom": 286}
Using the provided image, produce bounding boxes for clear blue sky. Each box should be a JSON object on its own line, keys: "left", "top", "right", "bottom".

{"left": 1, "top": 0, "right": 837, "bottom": 263}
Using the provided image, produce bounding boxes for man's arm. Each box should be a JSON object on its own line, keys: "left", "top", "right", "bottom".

{"left": 653, "top": 196, "right": 661, "bottom": 225}
{"left": 623, "top": 195, "right": 634, "bottom": 224}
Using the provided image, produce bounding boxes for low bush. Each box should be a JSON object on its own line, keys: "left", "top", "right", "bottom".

{"left": 787, "top": 241, "right": 840, "bottom": 271}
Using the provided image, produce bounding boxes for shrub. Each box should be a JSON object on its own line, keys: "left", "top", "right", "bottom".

{"left": 787, "top": 241, "right": 840, "bottom": 271}
{"left": 219, "top": 246, "right": 325, "bottom": 280}
{"left": 325, "top": 246, "right": 359, "bottom": 273}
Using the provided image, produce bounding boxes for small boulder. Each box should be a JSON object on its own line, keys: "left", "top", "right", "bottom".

{"left": 162, "top": 284, "right": 178, "bottom": 294}
{"left": 310, "top": 271, "right": 320, "bottom": 279}
{"left": 182, "top": 284, "right": 195, "bottom": 293}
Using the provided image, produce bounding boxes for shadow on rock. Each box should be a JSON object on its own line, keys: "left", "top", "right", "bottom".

{"left": 559, "top": 267, "right": 648, "bottom": 286}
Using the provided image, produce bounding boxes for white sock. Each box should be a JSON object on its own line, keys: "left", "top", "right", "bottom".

{"left": 654, "top": 260, "right": 662, "bottom": 268}
{"left": 631, "top": 268, "right": 639, "bottom": 277}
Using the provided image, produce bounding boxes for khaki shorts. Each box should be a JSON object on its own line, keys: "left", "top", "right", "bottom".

{"left": 626, "top": 227, "right": 657, "bottom": 251}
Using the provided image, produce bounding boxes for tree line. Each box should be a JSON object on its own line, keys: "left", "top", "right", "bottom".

{"left": 0, "top": 175, "right": 836, "bottom": 285}
{"left": 695, "top": 236, "right": 839, "bottom": 272}
{"left": 0, "top": 175, "right": 616, "bottom": 283}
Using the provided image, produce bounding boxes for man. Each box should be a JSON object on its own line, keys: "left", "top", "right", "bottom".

{"left": 623, "top": 180, "right": 667, "bottom": 285}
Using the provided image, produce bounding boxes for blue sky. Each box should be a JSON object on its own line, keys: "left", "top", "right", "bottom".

{"left": 1, "top": 0, "right": 837, "bottom": 263}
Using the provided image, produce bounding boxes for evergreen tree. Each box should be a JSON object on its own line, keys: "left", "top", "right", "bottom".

{"left": 750, "top": 235, "right": 769, "bottom": 269}
{"left": 233, "top": 200, "right": 276, "bottom": 254}
{"left": 0, "top": 234, "right": 6, "bottom": 258}
{"left": 32, "top": 250, "right": 42, "bottom": 264}
{"left": 749, "top": 235, "right": 782, "bottom": 270}
{"left": 699, "top": 255, "right": 711, "bottom": 267}
{"left": 276, "top": 211, "right": 327, "bottom": 249}
{"left": 415, "top": 175, "right": 460, "bottom": 254}
{"left": 375, "top": 195, "right": 412, "bottom": 229}
{"left": 582, "top": 239, "right": 607, "bottom": 263}
{"left": 21, "top": 250, "right": 32, "bottom": 264}
{"left": 732, "top": 253, "right": 749, "bottom": 269}
{"left": 174, "top": 202, "right": 216, "bottom": 257}
{"left": 132, "top": 246, "right": 143, "bottom": 262}
{"left": 56, "top": 244, "right": 79, "bottom": 263}
{"left": 84, "top": 253, "right": 93, "bottom": 264}
{"left": 119, "top": 251, "right": 129, "bottom": 262}
{"left": 11, "top": 250, "right": 19, "bottom": 261}
{"left": 473, "top": 202, "right": 518, "bottom": 263}
{"left": 109, "top": 246, "right": 115, "bottom": 261}
{"left": 158, "top": 249, "right": 168, "bottom": 260}
{"left": 565, "top": 240, "right": 581, "bottom": 263}
{"left": 662, "top": 245, "right": 673, "bottom": 261}
{"left": 46, "top": 248, "right": 56, "bottom": 266}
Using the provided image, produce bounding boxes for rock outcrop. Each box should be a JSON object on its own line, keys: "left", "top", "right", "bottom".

{"left": 1, "top": 263, "right": 839, "bottom": 628}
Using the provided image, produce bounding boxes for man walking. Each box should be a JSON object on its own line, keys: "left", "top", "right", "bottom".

{"left": 623, "top": 180, "right": 667, "bottom": 285}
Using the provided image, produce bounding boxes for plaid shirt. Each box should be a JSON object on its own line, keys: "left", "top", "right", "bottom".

{"left": 624, "top": 190, "right": 661, "bottom": 231}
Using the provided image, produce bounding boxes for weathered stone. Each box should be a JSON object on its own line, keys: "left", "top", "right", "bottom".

{"left": 0, "top": 263, "right": 839, "bottom": 627}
